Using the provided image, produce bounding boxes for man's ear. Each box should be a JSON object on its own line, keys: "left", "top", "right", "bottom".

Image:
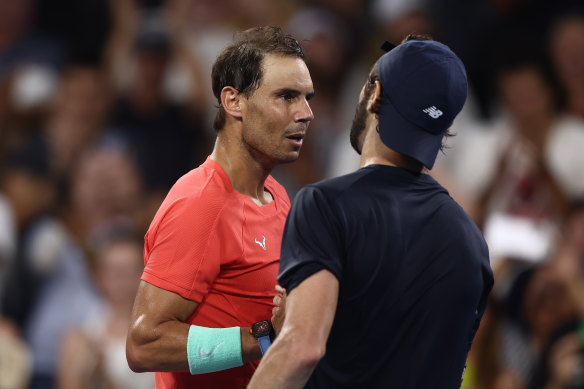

{"left": 220, "top": 86, "right": 242, "bottom": 119}
{"left": 367, "top": 80, "right": 382, "bottom": 114}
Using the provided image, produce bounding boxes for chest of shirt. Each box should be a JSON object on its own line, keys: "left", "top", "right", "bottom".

{"left": 215, "top": 207, "right": 285, "bottom": 268}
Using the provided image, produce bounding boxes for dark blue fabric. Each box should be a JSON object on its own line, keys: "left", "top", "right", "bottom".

{"left": 278, "top": 165, "right": 493, "bottom": 389}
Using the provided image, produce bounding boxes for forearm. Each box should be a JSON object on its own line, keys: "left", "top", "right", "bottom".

{"left": 127, "top": 320, "right": 262, "bottom": 373}
{"left": 248, "top": 329, "right": 322, "bottom": 389}
{"left": 249, "top": 270, "right": 338, "bottom": 389}
{"left": 127, "top": 319, "right": 191, "bottom": 372}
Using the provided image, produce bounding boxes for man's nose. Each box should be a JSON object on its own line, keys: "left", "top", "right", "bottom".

{"left": 295, "top": 98, "right": 314, "bottom": 123}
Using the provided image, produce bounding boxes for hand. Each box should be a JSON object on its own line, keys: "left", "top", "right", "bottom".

{"left": 271, "top": 285, "right": 286, "bottom": 336}
{"left": 546, "top": 332, "right": 581, "bottom": 388}
{"left": 552, "top": 242, "right": 584, "bottom": 315}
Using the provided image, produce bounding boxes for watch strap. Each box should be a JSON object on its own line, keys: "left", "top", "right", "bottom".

{"left": 257, "top": 335, "right": 271, "bottom": 355}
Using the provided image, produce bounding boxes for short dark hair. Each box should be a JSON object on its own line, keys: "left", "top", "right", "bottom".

{"left": 369, "top": 33, "right": 455, "bottom": 153}
{"left": 211, "top": 26, "right": 305, "bottom": 131}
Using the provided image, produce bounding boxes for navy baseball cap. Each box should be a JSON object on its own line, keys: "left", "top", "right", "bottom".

{"left": 377, "top": 39, "right": 467, "bottom": 169}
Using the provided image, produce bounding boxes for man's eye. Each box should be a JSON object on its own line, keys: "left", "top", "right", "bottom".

{"left": 280, "top": 94, "right": 295, "bottom": 101}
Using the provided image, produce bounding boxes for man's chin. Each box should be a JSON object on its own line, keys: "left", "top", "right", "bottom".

{"left": 274, "top": 150, "right": 301, "bottom": 165}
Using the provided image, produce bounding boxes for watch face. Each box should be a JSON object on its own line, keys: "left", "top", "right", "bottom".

{"left": 252, "top": 320, "right": 271, "bottom": 338}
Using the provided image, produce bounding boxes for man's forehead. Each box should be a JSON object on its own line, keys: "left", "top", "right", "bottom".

{"left": 260, "top": 54, "right": 313, "bottom": 90}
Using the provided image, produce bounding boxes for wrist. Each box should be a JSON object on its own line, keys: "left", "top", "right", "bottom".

{"left": 241, "top": 327, "right": 262, "bottom": 363}
{"left": 186, "top": 325, "right": 243, "bottom": 375}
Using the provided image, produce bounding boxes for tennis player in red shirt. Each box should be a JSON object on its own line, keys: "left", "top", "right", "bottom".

{"left": 125, "top": 26, "right": 314, "bottom": 389}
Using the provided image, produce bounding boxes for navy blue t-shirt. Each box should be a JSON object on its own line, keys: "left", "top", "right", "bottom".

{"left": 278, "top": 165, "right": 493, "bottom": 389}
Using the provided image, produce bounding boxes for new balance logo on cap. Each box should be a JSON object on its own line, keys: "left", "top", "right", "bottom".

{"left": 423, "top": 106, "right": 443, "bottom": 119}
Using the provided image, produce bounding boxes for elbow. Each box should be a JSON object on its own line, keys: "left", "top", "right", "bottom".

{"left": 126, "top": 328, "right": 156, "bottom": 373}
{"left": 297, "top": 350, "right": 324, "bottom": 371}
{"left": 126, "top": 339, "right": 149, "bottom": 373}
{"left": 288, "top": 339, "right": 325, "bottom": 370}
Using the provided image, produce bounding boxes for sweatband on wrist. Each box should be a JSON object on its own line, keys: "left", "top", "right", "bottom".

{"left": 186, "top": 325, "right": 243, "bottom": 375}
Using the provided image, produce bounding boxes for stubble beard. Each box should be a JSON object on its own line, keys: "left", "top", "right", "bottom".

{"left": 349, "top": 95, "right": 369, "bottom": 155}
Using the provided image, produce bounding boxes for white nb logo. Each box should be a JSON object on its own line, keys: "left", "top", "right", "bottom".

{"left": 423, "top": 106, "right": 443, "bottom": 119}
{"left": 254, "top": 235, "right": 266, "bottom": 250}
{"left": 199, "top": 342, "right": 223, "bottom": 358}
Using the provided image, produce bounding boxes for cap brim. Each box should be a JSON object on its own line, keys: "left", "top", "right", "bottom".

{"left": 378, "top": 98, "right": 444, "bottom": 169}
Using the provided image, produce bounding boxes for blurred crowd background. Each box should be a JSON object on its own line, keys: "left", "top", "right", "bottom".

{"left": 0, "top": 0, "right": 583, "bottom": 388}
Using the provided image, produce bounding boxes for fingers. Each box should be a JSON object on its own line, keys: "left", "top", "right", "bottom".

{"left": 273, "top": 284, "right": 286, "bottom": 306}
{"left": 271, "top": 306, "right": 279, "bottom": 320}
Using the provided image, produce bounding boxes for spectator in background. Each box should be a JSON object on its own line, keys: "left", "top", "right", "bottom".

{"left": 476, "top": 54, "right": 580, "bottom": 268}
{"left": 58, "top": 227, "right": 154, "bottom": 389}
{"left": 529, "top": 199, "right": 584, "bottom": 388}
{"left": 372, "top": 0, "right": 434, "bottom": 46}
{"left": 495, "top": 262, "right": 581, "bottom": 389}
{"left": 43, "top": 64, "right": 111, "bottom": 185}
{"left": 62, "top": 137, "right": 147, "bottom": 247}
{"left": 0, "top": 137, "right": 103, "bottom": 389}
{"left": 106, "top": 7, "right": 212, "bottom": 201}
{"left": 467, "top": 199, "right": 584, "bottom": 389}
{"left": 0, "top": 0, "right": 63, "bottom": 74}
{"left": 0, "top": 0, "right": 62, "bottom": 169}
{"left": 548, "top": 12, "right": 584, "bottom": 120}
{"left": 545, "top": 13, "right": 584, "bottom": 203}
{"left": 0, "top": 137, "right": 57, "bottom": 330}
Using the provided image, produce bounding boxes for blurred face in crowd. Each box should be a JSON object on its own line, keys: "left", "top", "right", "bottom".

{"left": 497, "top": 66, "right": 554, "bottom": 127}
{"left": 2, "top": 169, "right": 55, "bottom": 228}
{"left": 96, "top": 240, "right": 143, "bottom": 309}
{"left": 72, "top": 146, "right": 142, "bottom": 228}
{"left": 54, "top": 66, "right": 110, "bottom": 127}
{"left": 0, "top": 0, "right": 32, "bottom": 43}
{"left": 523, "top": 266, "right": 578, "bottom": 341}
{"left": 550, "top": 17, "right": 584, "bottom": 91}
{"left": 239, "top": 54, "right": 314, "bottom": 165}
{"left": 135, "top": 49, "right": 169, "bottom": 88}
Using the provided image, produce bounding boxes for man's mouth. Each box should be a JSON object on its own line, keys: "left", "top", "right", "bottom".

{"left": 285, "top": 133, "right": 305, "bottom": 148}
{"left": 286, "top": 133, "right": 305, "bottom": 141}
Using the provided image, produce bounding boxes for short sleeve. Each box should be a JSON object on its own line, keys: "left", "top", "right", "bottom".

{"left": 278, "top": 185, "right": 343, "bottom": 293}
{"left": 142, "top": 193, "right": 225, "bottom": 303}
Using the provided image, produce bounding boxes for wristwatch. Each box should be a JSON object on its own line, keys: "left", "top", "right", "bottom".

{"left": 250, "top": 320, "right": 274, "bottom": 355}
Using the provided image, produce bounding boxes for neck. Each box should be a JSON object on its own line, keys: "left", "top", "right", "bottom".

{"left": 359, "top": 124, "right": 424, "bottom": 174}
{"left": 210, "top": 129, "right": 273, "bottom": 205}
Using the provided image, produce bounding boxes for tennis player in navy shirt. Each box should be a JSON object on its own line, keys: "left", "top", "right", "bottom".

{"left": 248, "top": 35, "right": 494, "bottom": 389}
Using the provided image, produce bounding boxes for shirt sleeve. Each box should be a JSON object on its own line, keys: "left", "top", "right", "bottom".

{"left": 278, "top": 185, "right": 343, "bottom": 294}
{"left": 142, "top": 193, "right": 226, "bottom": 303}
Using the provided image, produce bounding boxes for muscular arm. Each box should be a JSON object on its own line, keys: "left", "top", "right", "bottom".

{"left": 247, "top": 270, "right": 339, "bottom": 389}
{"left": 126, "top": 281, "right": 261, "bottom": 373}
